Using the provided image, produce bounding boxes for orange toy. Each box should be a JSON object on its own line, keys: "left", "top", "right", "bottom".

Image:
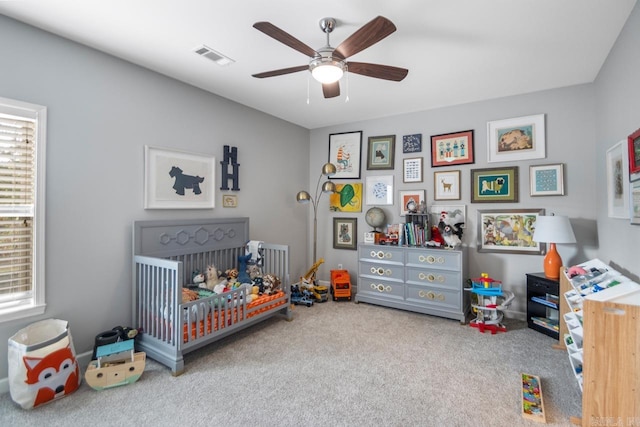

{"left": 330, "top": 270, "right": 352, "bottom": 301}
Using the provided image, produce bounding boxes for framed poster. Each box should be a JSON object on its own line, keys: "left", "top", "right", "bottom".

{"left": 329, "top": 131, "right": 362, "bottom": 179}
{"left": 402, "top": 134, "right": 422, "bottom": 153}
{"left": 333, "top": 217, "right": 357, "bottom": 250}
{"left": 403, "top": 157, "right": 423, "bottom": 183}
{"left": 144, "top": 145, "right": 215, "bottom": 209}
{"left": 367, "top": 135, "right": 395, "bottom": 170}
{"left": 529, "top": 163, "right": 564, "bottom": 196}
{"left": 365, "top": 175, "right": 393, "bottom": 205}
{"left": 431, "top": 130, "right": 474, "bottom": 167}
{"left": 631, "top": 180, "right": 640, "bottom": 225}
{"left": 606, "top": 140, "right": 630, "bottom": 218}
{"left": 471, "top": 166, "right": 519, "bottom": 203}
{"left": 398, "top": 190, "right": 425, "bottom": 216}
{"left": 487, "top": 114, "right": 546, "bottom": 163}
{"left": 329, "top": 183, "right": 363, "bottom": 212}
{"left": 629, "top": 128, "right": 640, "bottom": 181}
{"left": 477, "top": 208, "right": 546, "bottom": 254}
{"left": 434, "top": 170, "right": 461, "bottom": 200}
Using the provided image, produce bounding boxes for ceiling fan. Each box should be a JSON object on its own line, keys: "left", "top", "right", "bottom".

{"left": 252, "top": 16, "right": 408, "bottom": 98}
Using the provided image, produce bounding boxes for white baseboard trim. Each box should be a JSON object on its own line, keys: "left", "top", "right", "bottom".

{"left": 0, "top": 350, "right": 93, "bottom": 396}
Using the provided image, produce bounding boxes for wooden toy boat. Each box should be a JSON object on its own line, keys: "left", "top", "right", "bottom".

{"left": 85, "top": 340, "right": 145, "bottom": 390}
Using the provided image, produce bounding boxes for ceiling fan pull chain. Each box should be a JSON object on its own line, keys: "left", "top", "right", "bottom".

{"left": 306, "top": 74, "right": 310, "bottom": 104}
{"left": 345, "top": 66, "right": 350, "bottom": 103}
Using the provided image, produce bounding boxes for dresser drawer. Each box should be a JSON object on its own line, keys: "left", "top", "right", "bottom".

{"left": 357, "top": 276, "right": 404, "bottom": 301}
{"left": 359, "top": 245, "right": 404, "bottom": 265}
{"left": 405, "top": 267, "right": 460, "bottom": 288}
{"left": 405, "top": 248, "right": 461, "bottom": 270}
{"left": 359, "top": 261, "right": 404, "bottom": 282}
{"left": 405, "top": 283, "right": 461, "bottom": 311}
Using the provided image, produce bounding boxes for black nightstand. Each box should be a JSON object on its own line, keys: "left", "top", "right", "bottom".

{"left": 526, "top": 273, "right": 559, "bottom": 339}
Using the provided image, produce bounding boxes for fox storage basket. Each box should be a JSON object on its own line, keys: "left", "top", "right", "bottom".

{"left": 7, "top": 318, "right": 81, "bottom": 409}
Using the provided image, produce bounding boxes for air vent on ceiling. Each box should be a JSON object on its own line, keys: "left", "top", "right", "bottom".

{"left": 194, "top": 45, "right": 235, "bottom": 66}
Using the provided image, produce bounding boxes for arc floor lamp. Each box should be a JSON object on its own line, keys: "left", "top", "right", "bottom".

{"left": 296, "top": 162, "right": 337, "bottom": 263}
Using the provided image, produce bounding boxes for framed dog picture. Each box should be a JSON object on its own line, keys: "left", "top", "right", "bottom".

{"left": 144, "top": 145, "right": 215, "bottom": 209}
{"left": 470, "top": 166, "right": 519, "bottom": 203}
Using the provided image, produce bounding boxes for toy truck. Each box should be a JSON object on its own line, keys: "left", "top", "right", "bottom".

{"left": 330, "top": 269, "right": 352, "bottom": 301}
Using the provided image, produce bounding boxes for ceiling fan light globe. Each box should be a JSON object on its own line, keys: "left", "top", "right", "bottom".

{"left": 310, "top": 59, "right": 344, "bottom": 84}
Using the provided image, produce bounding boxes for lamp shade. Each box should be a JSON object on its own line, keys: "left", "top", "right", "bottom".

{"left": 322, "top": 181, "right": 336, "bottom": 193}
{"left": 296, "top": 191, "right": 311, "bottom": 203}
{"left": 532, "top": 215, "right": 576, "bottom": 244}
{"left": 322, "top": 162, "right": 337, "bottom": 176}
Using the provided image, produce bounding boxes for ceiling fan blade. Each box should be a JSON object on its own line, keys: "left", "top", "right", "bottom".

{"left": 322, "top": 82, "right": 340, "bottom": 98}
{"left": 252, "top": 65, "right": 309, "bottom": 79}
{"left": 334, "top": 16, "right": 397, "bottom": 59}
{"left": 347, "top": 62, "right": 408, "bottom": 81}
{"left": 253, "top": 22, "right": 317, "bottom": 58}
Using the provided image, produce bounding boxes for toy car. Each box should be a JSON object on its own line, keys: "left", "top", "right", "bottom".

{"left": 290, "top": 285, "right": 314, "bottom": 307}
{"left": 330, "top": 269, "right": 352, "bottom": 301}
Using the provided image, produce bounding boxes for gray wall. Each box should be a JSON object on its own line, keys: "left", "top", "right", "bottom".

{"left": 0, "top": 15, "right": 309, "bottom": 380}
{"left": 594, "top": 3, "right": 640, "bottom": 280}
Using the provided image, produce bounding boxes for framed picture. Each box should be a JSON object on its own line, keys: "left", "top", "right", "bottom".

{"left": 471, "top": 166, "right": 519, "bottom": 203}
{"left": 333, "top": 217, "right": 357, "bottom": 250}
{"left": 144, "top": 145, "right": 215, "bottom": 209}
{"left": 329, "top": 131, "right": 362, "bottom": 179}
{"left": 402, "top": 134, "right": 422, "bottom": 153}
{"left": 403, "top": 157, "right": 423, "bottom": 183}
{"left": 629, "top": 128, "right": 640, "bottom": 181}
{"left": 477, "top": 208, "right": 546, "bottom": 254}
{"left": 487, "top": 114, "right": 546, "bottom": 163}
{"left": 329, "top": 183, "right": 363, "bottom": 212}
{"left": 222, "top": 194, "right": 237, "bottom": 208}
{"left": 365, "top": 175, "right": 393, "bottom": 205}
{"left": 430, "top": 130, "right": 474, "bottom": 167}
{"left": 367, "top": 135, "right": 395, "bottom": 170}
{"left": 606, "top": 140, "right": 630, "bottom": 219}
{"left": 631, "top": 180, "right": 640, "bottom": 225}
{"left": 398, "top": 190, "right": 425, "bottom": 216}
{"left": 429, "top": 204, "right": 466, "bottom": 230}
{"left": 529, "top": 163, "right": 564, "bottom": 196}
{"left": 434, "top": 170, "right": 461, "bottom": 200}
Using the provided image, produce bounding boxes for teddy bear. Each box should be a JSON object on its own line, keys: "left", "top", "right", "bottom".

{"left": 245, "top": 285, "right": 260, "bottom": 303}
{"left": 201, "top": 265, "right": 225, "bottom": 291}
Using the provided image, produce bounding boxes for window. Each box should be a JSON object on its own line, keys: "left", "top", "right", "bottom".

{"left": 0, "top": 97, "right": 46, "bottom": 322}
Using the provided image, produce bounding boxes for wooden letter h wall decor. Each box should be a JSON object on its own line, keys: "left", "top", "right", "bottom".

{"left": 220, "top": 145, "right": 240, "bottom": 191}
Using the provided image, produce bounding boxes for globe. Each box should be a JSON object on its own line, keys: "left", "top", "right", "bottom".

{"left": 365, "top": 207, "right": 386, "bottom": 232}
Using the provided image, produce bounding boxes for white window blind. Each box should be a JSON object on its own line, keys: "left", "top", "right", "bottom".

{"left": 0, "top": 97, "right": 46, "bottom": 321}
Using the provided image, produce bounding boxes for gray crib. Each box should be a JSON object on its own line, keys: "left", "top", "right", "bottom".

{"left": 132, "top": 217, "right": 292, "bottom": 375}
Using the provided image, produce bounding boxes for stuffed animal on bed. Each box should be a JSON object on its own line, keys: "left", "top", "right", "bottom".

{"left": 191, "top": 270, "right": 205, "bottom": 286}
{"left": 248, "top": 264, "right": 262, "bottom": 281}
{"left": 262, "top": 274, "right": 281, "bottom": 295}
{"left": 200, "top": 265, "right": 225, "bottom": 291}
{"left": 237, "top": 253, "right": 252, "bottom": 284}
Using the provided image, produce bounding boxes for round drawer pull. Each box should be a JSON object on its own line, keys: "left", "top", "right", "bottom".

{"left": 377, "top": 251, "right": 385, "bottom": 259}
{"left": 418, "top": 290, "right": 444, "bottom": 301}
{"left": 370, "top": 267, "right": 377, "bottom": 274}
{"left": 370, "top": 250, "right": 377, "bottom": 258}
{"left": 371, "top": 283, "right": 391, "bottom": 293}
{"left": 418, "top": 273, "right": 437, "bottom": 282}
{"left": 437, "top": 257, "right": 445, "bottom": 264}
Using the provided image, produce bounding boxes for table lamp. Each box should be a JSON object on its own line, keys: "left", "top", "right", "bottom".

{"left": 532, "top": 214, "right": 576, "bottom": 280}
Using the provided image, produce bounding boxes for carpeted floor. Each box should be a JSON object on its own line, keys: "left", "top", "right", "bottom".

{"left": 0, "top": 300, "right": 582, "bottom": 426}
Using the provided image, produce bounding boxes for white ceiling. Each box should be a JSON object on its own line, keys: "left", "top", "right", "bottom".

{"left": 0, "top": 1, "right": 636, "bottom": 129}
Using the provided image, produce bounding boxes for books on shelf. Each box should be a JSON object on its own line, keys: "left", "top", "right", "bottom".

{"left": 531, "top": 316, "right": 559, "bottom": 331}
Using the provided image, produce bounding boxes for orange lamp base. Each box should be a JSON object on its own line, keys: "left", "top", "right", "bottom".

{"left": 543, "top": 243, "right": 562, "bottom": 280}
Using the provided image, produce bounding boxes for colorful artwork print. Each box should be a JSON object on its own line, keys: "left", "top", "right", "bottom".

{"left": 478, "top": 210, "right": 544, "bottom": 254}
{"left": 435, "top": 135, "right": 468, "bottom": 161}
{"left": 496, "top": 125, "right": 534, "bottom": 152}
{"left": 329, "top": 183, "right": 363, "bottom": 212}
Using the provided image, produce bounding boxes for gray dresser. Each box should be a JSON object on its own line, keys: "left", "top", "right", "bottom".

{"left": 356, "top": 244, "right": 469, "bottom": 323}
